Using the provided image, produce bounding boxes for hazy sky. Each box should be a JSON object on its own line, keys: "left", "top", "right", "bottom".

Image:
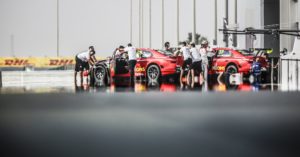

{"left": 0, "top": 0, "right": 261, "bottom": 57}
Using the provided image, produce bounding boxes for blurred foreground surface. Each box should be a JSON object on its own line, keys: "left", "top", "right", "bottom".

{"left": 1, "top": 71, "right": 300, "bottom": 157}
{"left": 0, "top": 92, "right": 300, "bottom": 157}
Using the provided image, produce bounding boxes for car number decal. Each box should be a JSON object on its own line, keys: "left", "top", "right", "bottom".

{"left": 135, "top": 67, "right": 145, "bottom": 72}
{"left": 218, "top": 66, "right": 225, "bottom": 71}
{"left": 212, "top": 66, "right": 225, "bottom": 71}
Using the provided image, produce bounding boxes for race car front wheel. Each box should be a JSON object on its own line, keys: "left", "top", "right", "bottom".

{"left": 147, "top": 64, "right": 161, "bottom": 82}
{"left": 226, "top": 65, "right": 238, "bottom": 74}
{"left": 94, "top": 66, "right": 106, "bottom": 85}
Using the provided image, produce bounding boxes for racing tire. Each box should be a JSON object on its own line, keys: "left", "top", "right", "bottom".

{"left": 90, "top": 70, "right": 95, "bottom": 87}
{"left": 147, "top": 64, "right": 161, "bottom": 82}
{"left": 94, "top": 66, "right": 107, "bottom": 86}
{"left": 225, "top": 64, "right": 238, "bottom": 75}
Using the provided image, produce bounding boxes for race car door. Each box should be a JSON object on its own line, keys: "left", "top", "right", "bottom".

{"left": 212, "top": 49, "right": 233, "bottom": 73}
{"left": 136, "top": 50, "right": 152, "bottom": 76}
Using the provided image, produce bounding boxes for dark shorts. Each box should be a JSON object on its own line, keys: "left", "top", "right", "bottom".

{"left": 182, "top": 58, "right": 192, "bottom": 70}
{"left": 75, "top": 56, "right": 89, "bottom": 72}
{"left": 128, "top": 60, "right": 137, "bottom": 71}
{"left": 190, "top": 61, "right": 202, "bottom": 73}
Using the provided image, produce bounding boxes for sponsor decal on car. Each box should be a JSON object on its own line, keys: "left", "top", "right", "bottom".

{"left": 135, "top": 67, "right": 145, "bottom": 72}
{"left": 212, "top": 66, "right": 225, "bottom": 71}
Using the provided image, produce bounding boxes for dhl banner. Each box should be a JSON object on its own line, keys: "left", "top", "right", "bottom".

{"left": 0, "top": 57, "right": 102, "bottom": 68}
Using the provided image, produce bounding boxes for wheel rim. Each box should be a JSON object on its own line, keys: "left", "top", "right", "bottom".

{"left": 148, "top": 66, "right": 159, "bottom": 80}
{"left": 95, "top": 68, "right": 105, "bottom": 81}
{"left": 227, "top": 66, "right": 237, "bottom": 74}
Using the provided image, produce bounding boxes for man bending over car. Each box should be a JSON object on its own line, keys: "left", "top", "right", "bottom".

{"left": 124, "top": 43, "right": 137, "bottom": 85}
{"left": 175, "top": 42, "right": 192, "bottom": 88}
{"left": 74, "top": 46, "right": 97, "bottom": 86}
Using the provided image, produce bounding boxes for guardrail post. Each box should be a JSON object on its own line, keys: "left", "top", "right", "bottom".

{"left": 0, "top": 71, "right": 2, "bottom": 88}
{"left": 270, "top": 58, "right": 274, "bottom": 91}
{"left": 297, "top": 60, "right": 299, "bottom": 91}
{"left": 279, "top": 58, "right": 281, "bottom": 85}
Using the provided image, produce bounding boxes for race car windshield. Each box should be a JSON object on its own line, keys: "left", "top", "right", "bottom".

{"left": 158, "top": 50, "right": 174, "bottom": 56}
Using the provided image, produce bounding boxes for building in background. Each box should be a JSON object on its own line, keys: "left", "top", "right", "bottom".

{"left": 280, "top": 0, "right": 299, "bottom": 53}
{"left": 1, "top": 0, "right": 293, "bottom": 58}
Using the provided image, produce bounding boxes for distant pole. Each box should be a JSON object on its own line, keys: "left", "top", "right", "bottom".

{"left": 141, "top": 0, "right": 144, "bottom": 47}
{"left": 162, "top": 0, "right": 165, "bottom": 48}
{"left": 139, "top": 0, "right": 141, "bottom": 47}
{"left": 214, "top": 0, "right": 217, "bottom": 45}
{"left": 225, "top": 0, "right": 229, "bottom": 47}
{"left": 57, "top": 0, "right": 59, "bottom": 57}
{"left": 149, "top": 0, "right": 152, "bottom": 48}
{"left": 130, "top": 0, "right": 133, "bottom": 43}
{"left": 177, "top": 0, "right": 179, "bottom": 46}
{"left": 233, "top": 0, "right": 238, "bottom": 47}
{"left": 193, "top": 0, "right": 196, "bottom": 43}
{"left": 235, "top": 0, "right": 237, "bottom": 24}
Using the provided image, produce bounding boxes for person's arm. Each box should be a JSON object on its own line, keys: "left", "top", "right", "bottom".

{"left": 88, "top": 54, "right": 96, "bottom": 66}
{"left": 174, "top": 48, "right": 182, "bottom": 57}
{"left": 88, "top": 58, "right": 95, "bottom": 66}
{"left": 92, "top": 55, "right": 97, "bottom": 62}
{"left": 189, "top": 49, "right": 194, "bottom": 60}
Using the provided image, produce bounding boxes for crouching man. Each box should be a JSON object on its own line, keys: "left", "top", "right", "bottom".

{"left": 74, "top": 46, "right": 97, "bottom": 86}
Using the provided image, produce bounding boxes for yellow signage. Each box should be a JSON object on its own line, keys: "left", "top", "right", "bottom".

{"left": 0, "top": 57, "right": 102, "bottom": 68}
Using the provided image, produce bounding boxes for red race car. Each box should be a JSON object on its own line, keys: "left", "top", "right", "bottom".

{"left": 90, "top": 48, "right": 181, "bottom": 86}
{"left": 208, "top": 47, "right": 269, "bottom": 75}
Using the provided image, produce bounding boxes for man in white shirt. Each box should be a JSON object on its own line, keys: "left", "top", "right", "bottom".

{"left": 124, "top": 43, "right": 137, "bottom": 85}
{"left": 175, "top": 42, "right": 192, "bottom": 88}
{"left": 199, "top": 41, "right": 210, "bottom": 80}
{"left": 189, "top": 43, "right": 203, "bottom": 88}
{"left": 75, "top": 46, "right": 97, "bottom": 86}
{"left": 114, "top": 45, "right": 126, "bottom": 58}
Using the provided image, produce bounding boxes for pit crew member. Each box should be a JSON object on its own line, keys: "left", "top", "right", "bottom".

{"left": 124, "top": 43, "right": 137, "bottom": 85}
{"left": 175, "top": 42, "right": 192, "bottom": 88}
{"left": 74, "top": 46, "right": 97, "bottom": 86}
{"left": 199, "top": 40, "right": 210, "bottom": 80}
{"left": 189, "top": 43, "right": 203, "bottom": 88}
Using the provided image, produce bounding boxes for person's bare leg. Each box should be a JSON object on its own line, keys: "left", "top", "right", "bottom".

{"left": 204, "top": 64, "right": 208, "bottom": 81}
{"left": 186, "top": 70, "right": 191, "bottom": 86}
{"left": 74, "top": 71, "right": 77, "bottom": 86}
{"left": 191, "top": 70, "right": 195, "bottom": 88}
{"left": 180, "top": 69, "right": 184, "bottom": 88}
{"left": 200, "top": 72, "right": 204, "bottom": 85}
{"left": 199, "top": 73, "right": 203, "bottom": 85}
{"left": 86, "top": 70, "right": 89, "bottom": 85}
{"left": 80, "top": 71, "right": 83, "bottom": 86}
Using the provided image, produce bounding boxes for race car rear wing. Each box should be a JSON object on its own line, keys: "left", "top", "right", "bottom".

{"left": 249, "top": 48, "right": 273, "bottom": 54}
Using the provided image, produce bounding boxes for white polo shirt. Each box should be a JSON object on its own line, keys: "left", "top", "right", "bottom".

{"left": 77, "top": 51, "right": 90, "bottom": 62}
{"left": 124, "top": 46, "right": 137, "bottom": 61}
{"left": 199, "top": 48, "right": 209, "bottom": 64}
{"left": 190, "top": 48, "right": 201, "bottom": 62}
{"left": 180, "top": 46, "right": 191, "bottom": 61}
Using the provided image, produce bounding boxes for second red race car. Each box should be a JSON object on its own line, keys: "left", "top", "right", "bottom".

{"left": 208, "top": 47, "right": 269, "bottom": 75}
{"left": 90, "top": 48, "right": 181, "bottom": 86}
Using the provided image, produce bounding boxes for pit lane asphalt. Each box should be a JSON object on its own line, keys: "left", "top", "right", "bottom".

{"left": 0, "top": 92, "right": 300, "bottom": 157}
